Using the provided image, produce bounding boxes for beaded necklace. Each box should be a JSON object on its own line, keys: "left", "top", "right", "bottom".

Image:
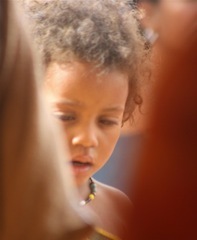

{"left": 79, "top": 178, "right": 96, "bottom": 206}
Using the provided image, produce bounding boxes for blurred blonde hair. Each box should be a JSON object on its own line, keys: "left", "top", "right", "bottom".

{"left": 0, "top": 1, "right": 93, "bottom": 239}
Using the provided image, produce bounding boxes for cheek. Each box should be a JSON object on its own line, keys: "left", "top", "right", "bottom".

{"left": 101, "top": 128, "right": 121, "bottom": 153}
{"left": 61, "top": 125, "right": 72, "bottom": 140}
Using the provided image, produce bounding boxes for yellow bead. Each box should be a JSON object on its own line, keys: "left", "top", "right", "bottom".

{"left": 89, "top": 194, "right": 95, "bottom": 200}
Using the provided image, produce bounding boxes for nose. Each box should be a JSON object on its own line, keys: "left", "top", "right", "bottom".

{"left": 72, "top": 125, "right": 98, "bottom": 148}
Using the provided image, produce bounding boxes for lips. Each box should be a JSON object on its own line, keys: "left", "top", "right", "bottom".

{"left": 70, "top": 155, "right": 93, "bottom": 175}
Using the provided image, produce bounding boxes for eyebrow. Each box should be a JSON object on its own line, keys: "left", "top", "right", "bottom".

{"left": 51, "top": 99, "right": 83, "bottom": 107}
{"left": 102, "top": 106, "right": 125, "bottom": 113}
{"left": 51, "top": 100, "right": 124, "bottom": 112}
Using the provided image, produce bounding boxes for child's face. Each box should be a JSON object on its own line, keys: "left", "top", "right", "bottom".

{"left": 44, "top": 61, "right": 128, "bottom": 186}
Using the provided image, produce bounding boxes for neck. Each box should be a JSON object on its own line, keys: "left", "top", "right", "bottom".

{"left": 77, "top": 178, "right": 96, "bottom": 206}
{"left": 77, "top": 179, "right": 91, "bottom": 200}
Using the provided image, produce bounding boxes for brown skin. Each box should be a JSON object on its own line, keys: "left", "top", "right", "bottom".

{"left": 86, "top": 179, "right": 132, "bottom": 238}
{"left": 44, "top": 61, "right": 132, "bottom": 238}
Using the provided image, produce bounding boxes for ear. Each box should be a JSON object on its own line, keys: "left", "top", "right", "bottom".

{"left": 138, "top": 2, "right": 160, "bottom": 33}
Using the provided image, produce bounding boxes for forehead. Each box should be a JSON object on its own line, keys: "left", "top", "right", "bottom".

{"left": 44, "top": 61, "right": 129, "bottom": 104}
{"left": 45, "top": 61, "right": 128, "bottom": 87}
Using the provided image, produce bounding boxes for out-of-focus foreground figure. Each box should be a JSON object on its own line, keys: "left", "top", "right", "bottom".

{"left": 126, "top": 0, "right": 197, "bottom": 239}
{"left": 0, "top": 0, "right": 93, "bottom": 239}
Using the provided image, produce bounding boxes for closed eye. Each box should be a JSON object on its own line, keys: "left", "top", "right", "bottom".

{"left": 53, "top": 112, "right": 76, "bottom": 122}
{"left": 99, "top": 119, "right": 119, "bottom": 126}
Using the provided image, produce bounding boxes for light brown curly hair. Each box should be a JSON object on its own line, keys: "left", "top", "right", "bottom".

{"left": 23, "top": 0, "right": 147, "bottom": 123}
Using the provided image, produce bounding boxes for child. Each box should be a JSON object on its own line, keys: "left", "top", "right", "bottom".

{"left": 25, "top": 0, "right": 145, "bottom": 238}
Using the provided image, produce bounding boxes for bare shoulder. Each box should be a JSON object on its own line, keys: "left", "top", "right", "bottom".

{"left": 93, "top": 178, "right": 132, "bottom": 209}
{"left": 89, "top": 179, "right": 132, "bottom": 238}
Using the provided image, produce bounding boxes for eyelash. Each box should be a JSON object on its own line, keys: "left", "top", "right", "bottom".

{"left": 53, "top": 113, "right": 75, "bottom": 122}
{"left": 53, "top": 113, "right": 119, "bottom": 126}
{"left": 99, "top": 119, "right": 118, "bottom": 126}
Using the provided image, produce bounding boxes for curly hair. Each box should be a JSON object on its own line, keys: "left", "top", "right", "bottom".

{"left": 24, "top": 0, "right": 147, "bottom": 122}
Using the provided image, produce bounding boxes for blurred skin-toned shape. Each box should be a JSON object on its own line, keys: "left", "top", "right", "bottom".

{"left": 125, "top": 1, "right": 197, "bottom": 239}
{"left": 0, "top": 1, "right": 93, "bottom": 239}
{"left": 131, "top": 38, "right": 197, "bottom": 240}
{"left": 139, "top": 0, "right": 197, "bottom": 52}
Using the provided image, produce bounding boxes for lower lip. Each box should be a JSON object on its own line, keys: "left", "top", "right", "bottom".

{"left": 70, "top": 162, "right": 92, "bottom": 175}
